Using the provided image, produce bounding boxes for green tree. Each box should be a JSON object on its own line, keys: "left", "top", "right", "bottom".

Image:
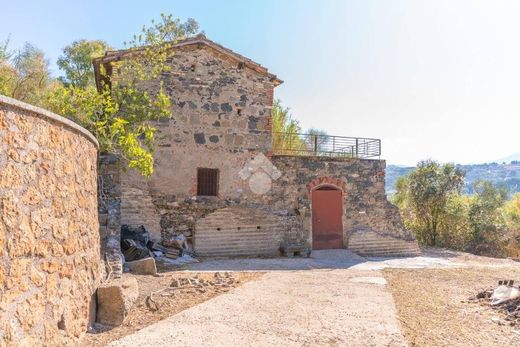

{"left": 57, "top": 40, "right": 111, "bottom": 88}
{"left": 48, "top": 14, "right": 199, "bottom": 176}
{"left": 504, "top": 193, "right": 520, "bottom": 228}
{"left": 467, "top": 180, "right": 508, "bottom": 254}
{"left": 0, "top": 42, "right": 56, "bottom": 105}
{"left": 306, "top": 127, "right": 330, "bottom": 155}
{"left": 271, "top": 99, "right": 305, "bottom": 154}
{"left": 393, "top": 160, "right": 465, "bottom": 246}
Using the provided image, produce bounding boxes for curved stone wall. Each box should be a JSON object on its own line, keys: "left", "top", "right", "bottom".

{"left": 0, "top": 96, "right": 101, "bottom": 345}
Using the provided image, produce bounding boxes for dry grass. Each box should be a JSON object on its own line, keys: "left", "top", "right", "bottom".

{"left": 384, "top": 267, "right": 520, "bottom": 347}
{"left": 81, "top": 271, "right": 264, "bottom": 346}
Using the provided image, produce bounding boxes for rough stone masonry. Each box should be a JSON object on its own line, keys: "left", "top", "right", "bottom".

{"left": 0, "top": 96, "right": 101, "bottom": 346}
{"left": 94, "top": 34, "right": 417, "bottom": 257}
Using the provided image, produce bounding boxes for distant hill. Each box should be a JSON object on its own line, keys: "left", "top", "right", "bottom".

{"left": 386, "top": 162, "right": 520, "bottom": 195}
{"left": 494, "top": 152, "right": 520, "bottom": 164}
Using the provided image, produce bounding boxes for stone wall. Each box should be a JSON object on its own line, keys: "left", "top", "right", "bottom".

{"left": 115, "top": 38, "right": 280, "bottom": 243}
{"left": 0, "top": 96, "right": 101, "bottom": 346}
{"left": 115, "top": 154, "right": 411, "bottom": 256}
{"left": 269, "top": 155, "right": 413, "bottom": 247}
{"left": 98, "top": 154, "right": 124, "bottom": 279}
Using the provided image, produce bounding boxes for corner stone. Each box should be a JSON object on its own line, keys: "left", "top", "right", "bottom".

{"left": 96, "top": 275, "right": 139, "bottom": 326}
{"left": 125, "top": 257, "right": 157, "bottom": 275}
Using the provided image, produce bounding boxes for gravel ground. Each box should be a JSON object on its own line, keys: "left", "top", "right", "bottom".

{"left": 82, "top": 272, "right": 262, "bottom": 346}
{"left": 110, "top": 268, "right": 407, "bottom": 347}
{"left": 385, "top": 267, "right": 520, "bottom": 347}
{"left": 108, "top": 249, "right": 520, "bottom": 347}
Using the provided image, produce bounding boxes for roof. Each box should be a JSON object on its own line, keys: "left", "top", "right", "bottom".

{"left": 92, "top": 34, "right": 283, "bottom": 91}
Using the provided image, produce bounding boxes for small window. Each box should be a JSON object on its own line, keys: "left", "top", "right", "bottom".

{"left": 197, "top": 168, "right": 219, "bottom": 196}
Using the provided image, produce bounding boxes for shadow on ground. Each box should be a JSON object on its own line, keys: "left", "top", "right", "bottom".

{"left": 183, "top": 249, "right": 463, "bottom": 272}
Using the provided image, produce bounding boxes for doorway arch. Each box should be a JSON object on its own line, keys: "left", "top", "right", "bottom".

{"left": 311, "top": 184, "right": 344, "bottom": 249}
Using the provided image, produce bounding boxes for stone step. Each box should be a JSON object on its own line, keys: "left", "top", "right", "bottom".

{"left": 348, "top": 241, "right": 419, "bottom": 247}
{"left": 352, "top": 250, "right": 421, "bottom": 257}
{"left": 350, "top": 235, "right": 413, "bottom": 242}
{"left": 347, "top": 231, "right": 420, "bottom": 257}
{"left": 349, "top": 246, "right": 420, "bottom": 252}
{"left": 349, "top": 248, "right": 420, "bottom": 255}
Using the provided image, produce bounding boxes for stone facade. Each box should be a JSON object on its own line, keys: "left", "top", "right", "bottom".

{"left": 269, "top": 155, "right": 413, "bottom": 247}
{"left": 0, "top": 96, "right": 101, "bottom": 346}
{"left": 95, "top": 35, "right": 414, "bottom": 257}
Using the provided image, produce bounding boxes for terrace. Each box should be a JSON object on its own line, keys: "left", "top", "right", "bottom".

{"left": 272, "top": 132, "right": 381, "bottom": 159}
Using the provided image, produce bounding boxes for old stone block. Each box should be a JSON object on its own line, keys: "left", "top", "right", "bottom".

{"left": 7, "top": 233, "right": 35, "bottom": 257}
{"left": 125, "top": 257, "right": 157, "bottom": 275}
{"left": 96, "top": 275, "right": 139, "bottom": 326}
{"left": 0, "top": 164, "right": 21, "bottom": 188}
{"left": 194, "top": 133, "right": 206, "bottom": 144}
{"left": 16, "top": 292, "right": 45, "bottom": 331}
{"left": 220, "top": 103, "right": 232, "bottom": 112}
{"left": 29, "top": 265, "right": 45, "bottom": 287}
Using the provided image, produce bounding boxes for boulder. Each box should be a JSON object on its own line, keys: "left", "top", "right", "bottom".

{"left": 96, "top": 276, "right": 139, "bottom": 326}
{"left": 125, "top": 257, "right": 157, "bottom": 275}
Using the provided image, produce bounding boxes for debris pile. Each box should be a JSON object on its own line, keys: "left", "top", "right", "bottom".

{"left": 120, "top": 225, "right": 197, "bottom": 266}
{"left": 470, "top": 280, "right": 520, "bottom": 326}
{"left": 145, "top": 272, "right": 238, "bottom": 311}
{"left": 121, "top": 225, "right": 152, "bottom": 261}
{"left": 160, "top": 234, "right": 197, "bottom": 259}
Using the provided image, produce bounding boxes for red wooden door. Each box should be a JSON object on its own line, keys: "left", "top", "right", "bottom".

{"left": 312, "top": 189, "right": 343, "bottom": 249}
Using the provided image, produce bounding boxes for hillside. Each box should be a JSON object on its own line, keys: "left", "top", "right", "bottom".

{"left": 386, "top": 162, "right": 520, "bottom": 195}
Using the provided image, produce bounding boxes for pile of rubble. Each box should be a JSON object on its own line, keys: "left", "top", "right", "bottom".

{"left": 146, "top": 272, "right": 238, "bottom": 311}
{"left": 469, "top": 280, "right": 520, "bottom": 326}
{"left": 120, "top": 225, "right": 197, "bottom": 275}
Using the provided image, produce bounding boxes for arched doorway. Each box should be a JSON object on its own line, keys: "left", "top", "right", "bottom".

{"left": 312, "top": 185, "right": 343, "bottom": 249}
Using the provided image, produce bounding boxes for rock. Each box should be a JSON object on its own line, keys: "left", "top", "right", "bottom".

{"left": 491, "top": 285, "right": 520, "bottom": 305}
{"left": 125, "top": 257, "right": 157, "bottom": 275}
{"left": 96, "top": 276, "right": 139, "bottom": 326}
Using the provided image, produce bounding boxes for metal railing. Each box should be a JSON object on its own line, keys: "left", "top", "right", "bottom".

{"left": 272, "top": 132, "right": 381, "bottom": 159}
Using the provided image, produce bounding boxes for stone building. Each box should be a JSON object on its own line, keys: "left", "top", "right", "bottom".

{"left": 93, "top": 34, "right": 419, "bottom": 257}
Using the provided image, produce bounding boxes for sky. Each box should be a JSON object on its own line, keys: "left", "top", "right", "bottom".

{"left": 1, "top": 0, "right": 519, "bottom": 165}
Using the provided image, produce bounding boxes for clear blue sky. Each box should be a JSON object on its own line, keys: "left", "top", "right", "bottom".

{"left": 2, "top": 0, "right": 520, "bottom": 165}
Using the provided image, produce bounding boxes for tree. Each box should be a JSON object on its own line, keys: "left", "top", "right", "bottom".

{"left": 271, "top": 99, "right": 305, "bottom": 154}
{"left": 393, "top": 160, "right": 465, "bottom": 246}
{"left": 467, "top": 180, "right": 508, "bottom": 254}
{"left": 57, "top": 40, "right": 111, "bottom": 88}
{"left": 0, "top": 42, "right": 56, "bottom": 105}
{"left": 504, "top": 193, "right": 520, "bottom": 227}
{"left": 48, "top": 14, "right": 199, "bottom": 176}
{"left": 306, "top": 127, "right": 330, "bottom": 155}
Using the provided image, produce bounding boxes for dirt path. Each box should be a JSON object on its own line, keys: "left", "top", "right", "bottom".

{"left": 108, "top": 249, "right": 520, "bottom": 347}
{"left": 110, "top": 267, "right": 407, "bottom": 347}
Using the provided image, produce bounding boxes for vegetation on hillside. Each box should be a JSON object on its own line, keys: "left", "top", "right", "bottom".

{"left": 393, "top": 160, "right": 520, "bottom": 257}
{"left": 387, "top": 161, "right": 520, "bottom": 195}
